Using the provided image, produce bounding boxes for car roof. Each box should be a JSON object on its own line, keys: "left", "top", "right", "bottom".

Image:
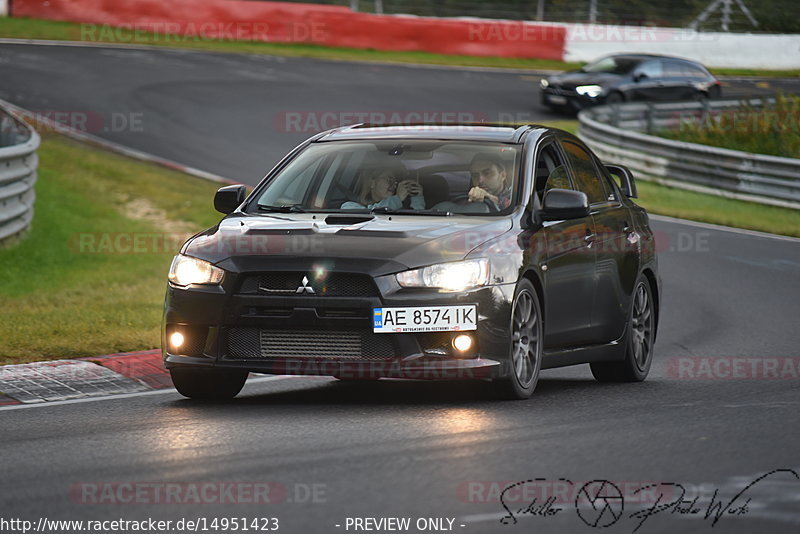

{"left": 317, "top": 123, "right": 548, "bottom": 144}
{"left": 605, "top": 53, "right": 705, "bottom": 65}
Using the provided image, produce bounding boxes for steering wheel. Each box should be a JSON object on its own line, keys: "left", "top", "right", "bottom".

{"left": 450, "top": 194, "right": 500, "bottom": 213}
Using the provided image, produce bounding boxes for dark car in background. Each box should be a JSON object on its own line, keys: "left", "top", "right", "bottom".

{"left": 162, "top": 124, "right": 660, "bottom": 400}
{"left": 540, "top": 53, "right": 722, "bottom": 111}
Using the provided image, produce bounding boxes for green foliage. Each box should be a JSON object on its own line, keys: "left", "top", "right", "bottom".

{"left": 661, "top": 94, "right": 800, "bottom": 158}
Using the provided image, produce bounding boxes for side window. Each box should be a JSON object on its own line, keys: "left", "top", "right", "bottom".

{"left": 534, "top": 142, "right": 572, "bottom": 202}
{"left": 561, "top": 141, "right": 611, "bottom": 205}
{"left": 663, "top": 60, "right": 685, "bottom": 77}
{"left": 684, "top": 63, "right": 709, "bottom": 79}
{"left": 636, "top": 60, "right": 663, "bottom": 79}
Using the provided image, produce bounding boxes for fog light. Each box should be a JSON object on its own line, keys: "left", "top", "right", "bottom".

{"left": 452, "top": 334, "right": 473, "bottom": 352}
{"left": 169, "top": 332, "right": 185, "bottom": 349}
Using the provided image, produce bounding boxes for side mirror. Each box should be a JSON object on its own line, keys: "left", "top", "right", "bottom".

{"left": 541, "top": 189, "right": 589, "bottom": 221}
{"left": 605, "top": 164, "right": 637, "bottom": 198}
{"left": 214, "top": 184, "right": 247, "bottom": 214}
{"left": 634, "top": 72, "right": 648, "bottom": 82}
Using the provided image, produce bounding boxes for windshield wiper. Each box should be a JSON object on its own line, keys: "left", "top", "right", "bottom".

{"left": 257, "top": 204, "right": 306, "bottom": 213}
{"left": 369, "top": 207, "right": 451, "bottom": 216}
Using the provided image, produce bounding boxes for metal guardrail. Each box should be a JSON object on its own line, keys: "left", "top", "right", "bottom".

{"left": 0, "top": 105, "right": 40, "bottom": 244}
{"left": 578, "top": 99, "right": 800, "bottom": 209}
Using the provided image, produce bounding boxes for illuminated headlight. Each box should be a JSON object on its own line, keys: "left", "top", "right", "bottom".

{"left": 169, "top": 332, "right": 185, "bottom": 349}
{"left": 396, "top": 259, "right": 489, "bottom": 292}
{"left": 168, "top": 254, "right": 224, "bottom": 287}
{"left": 576, "top": 85, "right": 603, "bottom": 98}
{"left": 539, "top": 78, "right": 549, "bottom": 89}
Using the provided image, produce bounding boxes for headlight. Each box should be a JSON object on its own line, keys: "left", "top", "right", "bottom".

{"left": 539, "top": 78, "right": 549, "bottom": 89}
{"left": 396, "top": 259, "right": 490, "bottom": 292}
{"left": 576, "top": 85, "right": 603, "bottom": 98}
{"left": 168, "top": 254, "right": 224, "bottom": 286}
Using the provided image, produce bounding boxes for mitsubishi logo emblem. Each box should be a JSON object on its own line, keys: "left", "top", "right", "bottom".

{"left": 296, "top": 276, "right": 315, "bottom": 294}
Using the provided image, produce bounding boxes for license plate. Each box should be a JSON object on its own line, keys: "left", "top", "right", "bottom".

{"left": 546, "top": 95, "right": 567, "bottom": 105}
{"left": 373, "top": 305, "right": 477, "bottom": 333}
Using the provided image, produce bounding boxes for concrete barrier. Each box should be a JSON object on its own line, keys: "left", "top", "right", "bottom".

{"left": 559, "top": 23, "right": 800, "bottom": 70}
{"left": 10, "top": 0, "right": 567, "bottom": 60}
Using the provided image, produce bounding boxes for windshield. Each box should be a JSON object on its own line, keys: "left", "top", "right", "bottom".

{"left": 249, "top": 140, "right": 521, "bottom": 215}
{"left": 582, "top": 56, "right": 642, "bottom": 75}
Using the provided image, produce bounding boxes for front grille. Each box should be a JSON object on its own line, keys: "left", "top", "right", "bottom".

{"left": 238, "top": 272, "right": 378, "bottom": 297}
{"left": 226, "top": 328, "right": 395, "bottom": 360}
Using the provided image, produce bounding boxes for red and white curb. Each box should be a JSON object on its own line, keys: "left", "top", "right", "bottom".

{"left": 0, "top": 349, "right": 169, "bottom": 405}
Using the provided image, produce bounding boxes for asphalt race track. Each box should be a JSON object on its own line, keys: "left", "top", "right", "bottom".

{"left": 1, "top": 44, "right": 799, "bottom": 533}
{"left": 1, "top": 43, "right": 798, "bottom": 184}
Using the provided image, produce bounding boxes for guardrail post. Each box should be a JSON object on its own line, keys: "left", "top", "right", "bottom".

{"left": 701, "top": 97, "right": 711, "bottom": 124}
{"left": 646, "top": 102, "right": 655, "bottom": 135}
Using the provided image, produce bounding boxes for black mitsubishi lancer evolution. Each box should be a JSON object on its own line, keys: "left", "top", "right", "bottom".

{"left": 162, "top": 124, "right": 660, "bottom": 400}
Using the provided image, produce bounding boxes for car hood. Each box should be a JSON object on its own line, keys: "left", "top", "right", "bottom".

{"left": 183, "top": 213, "right": 513, "bottom": 277}
{"left": 550, "top": 71, "right": 622, "bottom": 89}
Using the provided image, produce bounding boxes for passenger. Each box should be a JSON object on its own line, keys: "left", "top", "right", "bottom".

{"left": 468, "top": 153, "right": 512, "bottom": 209}
{"left": 341, "top": 168, "right": 425, "bottom": 210}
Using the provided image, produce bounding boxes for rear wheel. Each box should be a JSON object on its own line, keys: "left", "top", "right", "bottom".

{"left": 170, "top": 368, "right": 248, "bottom": 400}
{"left": 494, "top": 279, "right": 543, "bottom": 400}
{"left": 591, "top": 277, "right": 655, "bottom": 382}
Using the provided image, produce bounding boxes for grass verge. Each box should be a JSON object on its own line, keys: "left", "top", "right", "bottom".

{"left": 633, "top": 181, "right": 800, "bottom": 237}
{"left": 1, "top": 17, "right": 799, "bottom": 77}
{"left": 0, "top": 134, "right": 221, "bottom": 365}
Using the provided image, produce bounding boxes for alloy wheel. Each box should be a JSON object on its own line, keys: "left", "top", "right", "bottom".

{"left": 630, "top": 282, "right": 653, "bottom": 371}
{"left": 511, "top": 289, "right": 540, "bottom": 388}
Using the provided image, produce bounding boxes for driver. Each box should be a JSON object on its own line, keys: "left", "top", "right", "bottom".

{"left": 468, "top": 153, "right": 512, "bottom": 209}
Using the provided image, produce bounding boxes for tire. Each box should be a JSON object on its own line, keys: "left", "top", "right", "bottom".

{"left": 170, "top": 367, "right": 248, "bottom": 400}
{"left": 605, "top": 92, "right": 624, "bottom": 104}
{"left": 591, "top": 276, "right": 655, "bottom": 382}
{"left": 493, "top": 279, "right": 543, "bottom": 400}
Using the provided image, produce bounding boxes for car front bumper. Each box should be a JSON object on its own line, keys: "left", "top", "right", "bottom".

{"left": 162, "top": 277, "right": 515, "bottom": 381}
{"left": 540, "top": 88, "right": 599, "bottom": 110}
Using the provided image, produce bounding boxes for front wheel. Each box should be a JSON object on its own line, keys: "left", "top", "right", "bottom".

{"left": 591, "top": 277, "right": 655, "bottom": 382}
{"left": 170, "top": 368, "right": 248, "bottom": 400}
{"left": 494, "top": 279, "right": 543, "bottom": 400}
